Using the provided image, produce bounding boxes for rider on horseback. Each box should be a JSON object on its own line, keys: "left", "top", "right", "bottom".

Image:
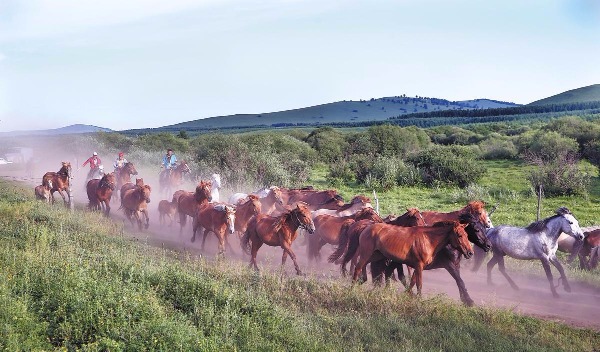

{"left": 161, "top": 148, "right": 177, "bottom": 183}
{"left": 113, "top": 152, "right": 128, "bottom": 175}
{"left": 83, "top": 152, "right": 102, "bottom": 182}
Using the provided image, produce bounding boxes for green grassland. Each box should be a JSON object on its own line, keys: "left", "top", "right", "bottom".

{"left": 1, "top": 170, "right": 600, "bottom": 350}
{"left": 530, "top": 84, "right": 600, "bottom": 106}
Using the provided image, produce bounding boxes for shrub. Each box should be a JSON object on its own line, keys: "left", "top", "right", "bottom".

{"left": 544, "top": 116, "right": 600, "bottom": 151}
{"left": 526, "top": 153, "right": 590, "bottom": 197}
{"left": 365, "top": 124, "right": 430, "bottom": 157}
{"left": 326, "top": 161, "right": 355, "bottom": 188}
{"left": 407, "top": 146, "right": 485, "bottom": 188}
{"left": 135, "top": 132, "right": 190, "bottom": 153}
{"left": 304, "top": 127, "right": 347, "bottom": 162}
{"left": 584, "top": 139, "right": 600, "bottom": 171}
{"left": 479, "top": 135, "right": 518, "bottom": 160}
{"left": 518, "top": 130, "right": 578, "bottom": 162}
{"left": 349, "top": 155, "right": 420, "bottom": 190}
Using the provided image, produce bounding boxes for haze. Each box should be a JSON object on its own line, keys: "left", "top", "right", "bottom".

{"left": 0, "top": 0, "right": 599, "bottom": 132}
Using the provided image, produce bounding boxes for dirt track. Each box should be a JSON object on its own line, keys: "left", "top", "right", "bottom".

{"left": 3, "top": 169, "right": 600, "bottom": 332}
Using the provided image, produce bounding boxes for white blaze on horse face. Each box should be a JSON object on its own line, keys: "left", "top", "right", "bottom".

{"left": 564, "top": 214, "right": 584, "bottom": 240}
{"left": 227, "top": 210, "right": 236, "bottom": 234}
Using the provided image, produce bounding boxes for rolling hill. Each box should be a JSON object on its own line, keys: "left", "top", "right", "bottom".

{"left": 529, "top": 84, "right": 600, "bottom": 106}
{"left": 139, "top": 97, "right": 519, "bottom": 132}
{"left": 0, "top": 124, "right": 112, "bottom": 137}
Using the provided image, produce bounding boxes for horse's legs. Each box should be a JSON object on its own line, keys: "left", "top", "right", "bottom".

{"left": 179, "top": 213, "right": 187, "bottom": 236}
{"left": 486, "top": 253, "right": 499, "bottom": 285}
{"left": 497, "top": 255, "right": 519, "bottom": 290}
{"left": 471, "top": 246, "right": 487, "bottom": 272}
{"left": 539, "top": 257, "right": 559, "bottom": 298}
{"left": 281, "top": 241, "right": 303, "bottom": 276}
{"left": 215, "top": 230, "right": 226, "bottom": 257}
{"left": 249, "top": 236, "right": 263, "bottom": 271}
{"left": 142, "top": 209, "right": 149, "bottom": 230}
{"left": 56, "top": 189, "right": 68, "bottom": 206}
{"left": 104, "top": 200, "right": 111, "bottom": 217}
{"left": 445, "top": 262, "right": 474, "bottom": 307}
{"left": 191, "top": 218, "right": 199, "bottom": 243}
{"left": 549, "top": 255, "right": 571, "bottom": 293}
{"left": 224, "top": 235, "right": 235, "bottom": 254}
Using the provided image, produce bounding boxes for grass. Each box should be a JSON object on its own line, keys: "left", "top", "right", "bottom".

{"left": 0, "top": 179, "right": 599, "bottom": 351}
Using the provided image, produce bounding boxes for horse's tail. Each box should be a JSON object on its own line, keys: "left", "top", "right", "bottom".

{"left": 328, "top": 220, "right": 354, "bottom": 264}
{"left": 340, "top": 222, "right": 363, "bottom": 272}
{"left": 240, "top": 219, "right": 255, "bottom": 255}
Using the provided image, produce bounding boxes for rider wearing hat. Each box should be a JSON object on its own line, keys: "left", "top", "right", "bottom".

{"left": 113, "top": 152, "right": 128, "bottom": 174}
{"left": 83, "top": 152, "right": 102, "bottom": 181}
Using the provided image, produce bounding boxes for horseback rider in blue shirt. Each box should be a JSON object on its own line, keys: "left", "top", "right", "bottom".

{"left": 161, "top": 148, "right": 177, "bottom": 182}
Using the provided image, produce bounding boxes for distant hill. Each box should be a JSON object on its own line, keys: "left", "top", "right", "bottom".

{"left": 139, "top": 96, "right": 519, "bottom": 132}
{"left": 0, "top": 124, "right": 112, "bottom": 137}
{"left": 529, "top": 84, "right": 600, "bottom": 106}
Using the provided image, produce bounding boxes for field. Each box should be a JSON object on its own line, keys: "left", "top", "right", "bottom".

{"left": 1, "top": 154, "right": 600, "bottom": 350}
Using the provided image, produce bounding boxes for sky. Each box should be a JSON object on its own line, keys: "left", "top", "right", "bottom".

{"left": 0, "top": 0, "right": 599, "bottom": 132}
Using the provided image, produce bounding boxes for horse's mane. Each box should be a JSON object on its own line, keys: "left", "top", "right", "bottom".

{"left": 354, "top": 207, "right": 382, "bottom": 222}
{"left": 465, "top": 201, "right": 485, "bottom": 214}
{"left": 98, "top": 173, "right": 115, "bottom": 190}
{"left": 525, "top": 208, "right": 571, "bottom": 233}
{"left": 273, "top": 203, "right": 308, "bottom": 233}
{"left": 432, "top": 221, "right": 457, "bottom": 228}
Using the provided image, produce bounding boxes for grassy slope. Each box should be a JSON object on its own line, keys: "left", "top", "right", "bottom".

{"left": 529, "top": 84, "right": 600, "bottom": 106}
{"left": 145, "top": 98, "right": 518, "bottom": 130}
{"left": 0, "top": 179, "right": 599, "bottom": 351}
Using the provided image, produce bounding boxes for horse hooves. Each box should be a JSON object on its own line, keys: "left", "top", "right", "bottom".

{"left": 564, "top": 285, "right": 572, "bottom": 293}
{"left": 552, "top": 292, "right": 560, "bottom": 299}
{"left": 510, "top": 284, "right": 520, "bottom": 291}
{"left": 296, "top": 271, "right": 305, "bottom": 276}
{"left": 463, "top": 299, "right": 475, "bottom": 307}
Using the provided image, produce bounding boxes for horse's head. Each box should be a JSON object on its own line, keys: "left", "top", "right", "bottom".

{"left": 466, "top": 201, "right": 493, "bottom": 229}
{"left": 557, "top": 207, "right": 584, "bottom": 241}
{"left": 101, "top": 173, "right": 117, "bottom": 191}
{"left": 46, "top": 179, "right": 53, "bottom": 190}
{"left": 459, "top": 213, "right": 491, "bottom": 252}
{"left": 355, "top": 207, "right": 382, "bottom": 222}
{"left": 135, "top": 178, "right": 144, "bottom": 187}
{"left": 61, "top": 161, "right": 73, "bottom": 179}
{"left": 351, "top": 195, "right": 372, "bottom": 209}
{"left": 124, "top": 162, "right": 138, "bottom": 176}
{"left": 195, "top": 180, "right": 212, "bottom": 202}
{"left": 269, "top": 186, "right": 284, "bottom": 205}
{"left": 224, "top": 205, "right": 236, "bottom": 234}
{"left": 407, "top": 208, "right": 427, "bottom": 226}
{"left": 449, "top": 221, "right": 474, "bottom": 259}
{"left": 293, "top": 202, "right": 315, "bottom": 234}
{"left": 245, "top": 194, "right": 262, "bottom": 215}
{"left": 140, "top": 184, "right": 152, "bottom": 203}
{"left": 178, "top": 161, "right": 191, "bottom": 174}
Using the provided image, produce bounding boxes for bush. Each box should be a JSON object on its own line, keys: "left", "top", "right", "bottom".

{"left": 479, "top": 135, "right": 518, "bottom": 160}
{"left": 364, "top": 125, "right": 430, "bottom": 157}
{"left": 518, "top": 130, "right": 578, "bottom": 162}
{"left": 584, "top": 139, "right": 600, "bottom": 171}
{"left": 527, "top": 153, "right": 591, "bottom": 197}
{"left": 135, "top": 132, "right": 190, "bottom": 153}
{"left": 544, "top": 116, "right": 600, "bottom": 151}
{"left": 349, "top": 155, "right": 420, "bottom": 190}
{"left": 407, "top": 146, "right": 485, "bottom": 188}
{"left": 304, "top": 127, "right": 348, "bottom": 162}
{"left": 326, "top": 160, "right": 355, "bottom": 188}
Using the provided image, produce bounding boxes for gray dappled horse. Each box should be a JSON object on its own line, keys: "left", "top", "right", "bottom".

{"left": 486, "top": 207, "right": 584, "bottom": 298}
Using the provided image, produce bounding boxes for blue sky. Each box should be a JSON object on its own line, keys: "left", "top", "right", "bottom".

{"left": 0, "top": 0, "right": 599, "bottom": 132}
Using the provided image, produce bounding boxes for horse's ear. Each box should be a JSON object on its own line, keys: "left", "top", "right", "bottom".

{"left": 556, "top": 207, "right": 571, "bottom": 215}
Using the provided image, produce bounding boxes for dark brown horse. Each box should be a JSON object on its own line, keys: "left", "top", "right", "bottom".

{"left": 281, "top": 188, "right": 345, "bottom": 211}
{"left": 308, "top": 207, "right": 383, "bottom": 261}
{"left": 121, "top": 184, "right": 152, "bottom": 231}
{"left": 351, "top": 221, "right": 474, "bottom": 296}
{"left": 34, "top": 180, "right": 53, "bottom": 203}
{"left": 42, "top": 161, "right": 72, "bottom": 206}
{"left": 158, "top": 199, "right": 178, "bottom": 227}
{"left": 193, "top": 204, "right": 236, "bottom": 256}
{"left": 578, "top": 229, "right": 600, "bottom": 270}
{"left": 113, "top": 162, "right": 138, "bottom": 202}
{"left": 371, "top": 213, "right": 491, "bottom": 306}
{"left": 159, "top": 161, "right": 191, "bottom": 198}
{"left": 176, "top": 181, "right": 212, "bottom": 235}
{"left": 86, "top": 172, "right": 116, "bottom": 216}
{"left": 241, "top": 203, "right": 316, "bottom": 275}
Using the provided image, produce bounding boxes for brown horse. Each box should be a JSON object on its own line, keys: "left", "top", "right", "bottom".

{"left": 193, "top": 204, "right": 236, "bottom": 256}
{"left": 371, "top": 213, "right": 491, "bottom": 306}
{"left": 42, "top": 161, "right": 72, "bottom": 206}
{"left": 176, "top": 181, "right": 212, "bottom": 235}
{"left": 282, "top": 188, "right": 345, "bottom": 211}
{"left": 86, "top": 172, "right": 116, "bottom": 216}
{"left": 234, "top": 195, "right": 262, "bottom": 237}
{"left": 121, "top": 184, "right": 152, "bottom": 230}
{"left": 329, "top": 208, "right": 427, "bottom": 276}
{"left": 158, "top": 199, "right": 178, "bottom": 227}
{"left": 34, "top": 180, "right": 53, "bottom": 203}
{"left": 259, "top": 186, "right": 285, "bottom": 214}
{"left": 578, "top": 229, "right": 600, "bottom": 270}
{"left": 311, "top": 195, "right": 372, "bottom": 218}
{"left": 308, "top": 207, "right": 383, "bottom": 261}
{"left": 113, "top": 162, "right": 138, "bottom": 202}
{"left": 351, "top": 221, "right": 473, "bottom": 296}
{"left": 159, "top": 161, "right": 191, "bottom": 198}
{"left": 120, "top": 178, "right": 144, "bottom": 201}
{"left": 241, "top": 203, "right": 316, "bottom": 275}
{"left": 421, "top": 200, "right": 493, "bottom": 229}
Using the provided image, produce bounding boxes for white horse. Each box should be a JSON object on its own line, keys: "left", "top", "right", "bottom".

{"left": 486, "top": 207, "right": 584, "bottom": 298}
{"left": 310, "top": 195, "right": 372, "bottom": 219}
{"left": 210, "top": 173, "right": 222, "bottom": 202}
{"left": 228, "top": 187, "right": 271, "bottom": 205}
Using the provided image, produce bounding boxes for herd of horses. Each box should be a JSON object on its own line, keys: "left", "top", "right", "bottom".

{"left": 35, "top": 161, "right": 600, "bottom": 306}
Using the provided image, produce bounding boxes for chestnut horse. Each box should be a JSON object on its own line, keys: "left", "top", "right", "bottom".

{"left": 351, "top": 221, "right": 474, "bottom": 296}
{"left": 329, "top": 208, "right": 427, "bottom": 277}
{"left": 121, "top": 184, "right": 152, "bottom": 231}
{"left": 308, "top": 207, "right": 383, "bottom": 261}
{"left": 282, "top": 188, "right": 345, "bottom": 211}
{"left": 114, "top": 162, "right": 138, "bottom": 203}
{"left": 258, "top": 186, "right": 286, "bottom": 214}
{"left": 159, "top": 161, "right": 191, "bottom": 198}
{"left": 86, "top": 172, "right": 116, "bottom": 216}
{"left": 421, "top": 200, "right": 493, "bottom": 229}
{"left": 241, "top": 203, "right": 316, "bottom": 275}
{"left": 579, "top": 229, "right": 600, "bottom": 270}
{"left": 158, "top": 199, "right": 178, "bottom": 227}
{"left": 35, "top": 180, "right": 53, "bottom": 203}
{"left": 176, "top": 181, "right": 212, "bottom": 235}
{"left": 311, "top": 195, "right": 372, "bottom": 218}
{"left": 371, "top": 213, "right": 491, "bottom": 306}
{"left": 193, "top": 204, "right": 236, "bottom": 256}
{"left": 233, "top": 195, "right": 262, "bottom": 237}
{"left": 42, "top": 161, "right": 72, "bottom": 206}
{"left": 120, "top": 178, "right": 144, "bottom": 201}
